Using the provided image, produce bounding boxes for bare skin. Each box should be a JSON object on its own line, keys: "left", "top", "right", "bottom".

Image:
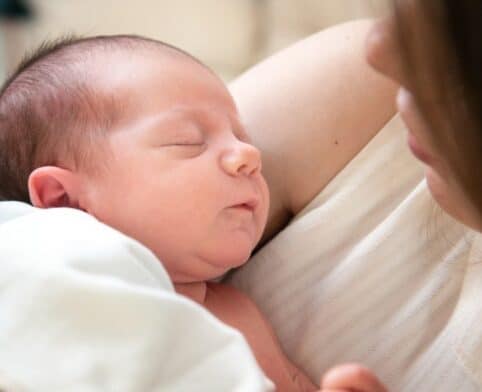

{"left": 177, "top": 282, "right": 387, "bottom": 392}
{"left": 203, "top": 283, "right": 317, "bottom": 391}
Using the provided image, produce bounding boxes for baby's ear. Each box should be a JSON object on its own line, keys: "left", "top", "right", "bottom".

{"left": 28, "top": 166, "right": 82, "bottom": 209}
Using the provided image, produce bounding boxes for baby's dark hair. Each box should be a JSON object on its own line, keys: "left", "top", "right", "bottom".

{"left": 0, "top": 34, "right": 204, "bottom": 203}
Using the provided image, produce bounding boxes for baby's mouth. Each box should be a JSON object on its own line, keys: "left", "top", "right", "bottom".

{"left": 232, "top": 203, "right": 254, "bottom": 212}
{"left": 229, "top": 198, "right": 259, "bottom": 213}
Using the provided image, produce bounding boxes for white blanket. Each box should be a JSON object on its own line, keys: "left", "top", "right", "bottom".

{"left": 229, "top": 115, "right": 482, "bottom": 391}
{"left": 0, "top": 203, "right": 273, "bottom": 391}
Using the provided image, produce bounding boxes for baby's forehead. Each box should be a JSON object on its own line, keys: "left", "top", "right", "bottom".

{"left": 92, "top": 43, "right": 204, "bottom": 81}
{"left": 92, "top": 47, "right": 213, "bottom": 96}
{"left": 93, "top": 55, "right": 234, "bottom": 125}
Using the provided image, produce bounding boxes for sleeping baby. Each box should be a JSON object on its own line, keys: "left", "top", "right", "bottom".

{"left": 0, "top": 34, "right": 386, "bottom": 392}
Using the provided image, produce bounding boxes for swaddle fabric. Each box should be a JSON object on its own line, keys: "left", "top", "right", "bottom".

{"left": 0, "top": 203, "right": 273, "bottom": 392}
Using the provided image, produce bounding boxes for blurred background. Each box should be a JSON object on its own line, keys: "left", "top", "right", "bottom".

{"left": 0, "top": 0, "right": 390, "bottom": 82}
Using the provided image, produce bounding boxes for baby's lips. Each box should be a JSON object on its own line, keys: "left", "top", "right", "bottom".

{"left": 229, "top": 197, "right": 259, "bottom": 212}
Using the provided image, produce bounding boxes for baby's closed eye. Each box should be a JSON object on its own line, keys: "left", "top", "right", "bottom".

{"left": 161, "top": 135, "right": 206, "bottom": 157}
{"left": 157, "top": 121, "right": 205, "bottom": 146}
{"left": 164, "top": 141, "right": 205, "bottom": 146}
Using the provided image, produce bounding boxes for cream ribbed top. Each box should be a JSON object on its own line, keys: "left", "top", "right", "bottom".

{"left": 229, "top": 115, "right": 481, "bottom": 391}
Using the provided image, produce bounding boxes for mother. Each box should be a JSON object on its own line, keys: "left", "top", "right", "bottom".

{"left": 230, "top": 1, "right": 481, "bottom": 390}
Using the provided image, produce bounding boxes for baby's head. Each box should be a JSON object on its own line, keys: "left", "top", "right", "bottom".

{"left": 0, "top": 35, "right": 269, "bottom": 282}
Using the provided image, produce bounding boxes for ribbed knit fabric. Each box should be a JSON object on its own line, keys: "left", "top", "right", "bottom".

{"left": 229, "top": 115, "right": 481, "bottom": 391}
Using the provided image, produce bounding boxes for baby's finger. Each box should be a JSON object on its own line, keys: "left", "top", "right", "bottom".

{"left": 321, "top": 363, "right": 387, "bottom": 392}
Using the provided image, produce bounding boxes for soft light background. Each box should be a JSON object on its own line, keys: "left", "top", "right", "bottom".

{"left": 0, "top": 0, "right": 389, "bottom": 82}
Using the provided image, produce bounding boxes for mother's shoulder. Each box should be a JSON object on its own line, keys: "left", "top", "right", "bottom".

{"left": 230, "top": 19, "right": 398, "bottom": 243}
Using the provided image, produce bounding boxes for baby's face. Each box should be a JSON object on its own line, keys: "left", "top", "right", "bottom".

{"left": 80, "top": 51, "right": 269, "bottom": 283}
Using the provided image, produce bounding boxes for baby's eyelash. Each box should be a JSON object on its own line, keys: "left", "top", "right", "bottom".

{"left": 164, "top": 142, "right": 205, "bottom": 147}
{"left": 162, "top": 143, "right": 206, "bottom": 158}
{"left": 170, "top": 142, "right": 204, "bottom": 145}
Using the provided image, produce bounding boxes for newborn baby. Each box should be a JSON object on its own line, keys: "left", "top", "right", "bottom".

{"left": 0, "top": 35, "right": 386, "bottom": 392}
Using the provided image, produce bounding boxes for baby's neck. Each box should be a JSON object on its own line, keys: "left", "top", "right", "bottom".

{"left": 174, "top": 281, "right": 208, "bottom": 305}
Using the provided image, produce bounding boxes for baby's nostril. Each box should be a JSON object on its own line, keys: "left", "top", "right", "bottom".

{"left": 238, "top": 164, "right": 248, "bottom": 174}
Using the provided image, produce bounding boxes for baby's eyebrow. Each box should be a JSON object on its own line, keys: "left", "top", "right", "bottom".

{"left": 119, "top": 109, "right": 196, "bottom": 141}
{"left": 175, "top": 105, "right": 241, "bottom": 130}
{"left": 150, "top": 106, "right": 199, "bottom": 126}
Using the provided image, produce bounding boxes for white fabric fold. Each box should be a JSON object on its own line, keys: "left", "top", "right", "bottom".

{"left": 0, "top": 203, "right": 273, "bottom": 392}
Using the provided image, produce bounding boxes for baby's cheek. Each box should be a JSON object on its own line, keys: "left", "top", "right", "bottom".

{"left": 257, "top": 205, "right": 269, "bottom": 237}
{"left": 259, "top": 185, "right": 270, "bottom": 231}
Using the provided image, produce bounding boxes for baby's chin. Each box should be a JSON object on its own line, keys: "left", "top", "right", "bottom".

{"left": 211, "top": 244, "right": 253, "bottom": 269}
{"left": 166, "top": 244, "right": 254, "bottom": 284}
{"left": 200, "top": 242, "right": 254, "bottom": 279}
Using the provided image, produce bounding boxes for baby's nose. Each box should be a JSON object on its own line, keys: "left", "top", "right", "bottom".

{"left": 220, "top": 142, "right": 262, "bottom": 177}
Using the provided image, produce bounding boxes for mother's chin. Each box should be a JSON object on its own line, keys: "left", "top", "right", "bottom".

{"left": 425, "top": 167, "right": 482, "bottom": 232}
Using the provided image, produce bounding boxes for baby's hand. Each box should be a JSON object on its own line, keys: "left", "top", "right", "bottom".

{"left": 319, "top": 363, "right": 387, "bottom": 392}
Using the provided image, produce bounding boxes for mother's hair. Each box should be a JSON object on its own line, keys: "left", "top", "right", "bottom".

{"left": 392, "top": 0, "right": 482, "bottom": 221}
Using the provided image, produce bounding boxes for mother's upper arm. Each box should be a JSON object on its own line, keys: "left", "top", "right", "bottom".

{"left": 229, "top": 19, "right": 397, "bottom": 241}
